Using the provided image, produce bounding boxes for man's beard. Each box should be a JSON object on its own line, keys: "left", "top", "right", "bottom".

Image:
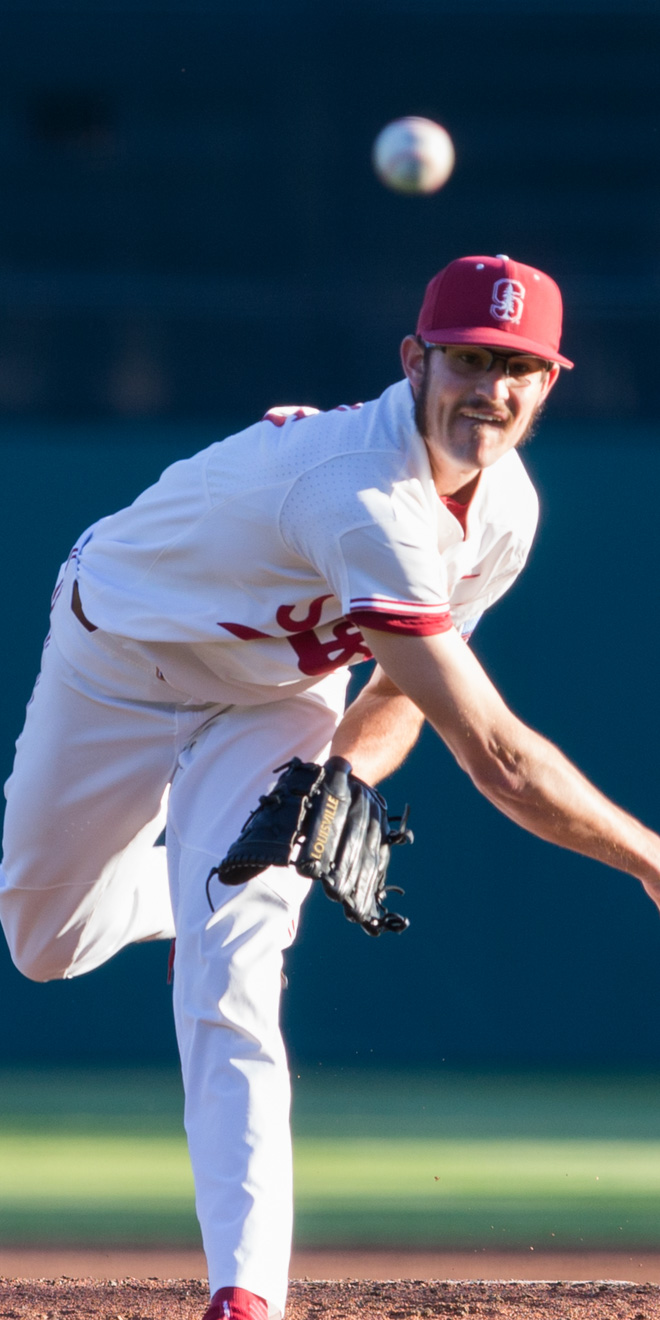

{"left": 412, "top": 355, "right": 432, "bottom": 439}
{"left": 516, "top": 398, "right": 546, "bottom": 447}
{"left": 413, "top": 357, "right": 548, "bottom": 449}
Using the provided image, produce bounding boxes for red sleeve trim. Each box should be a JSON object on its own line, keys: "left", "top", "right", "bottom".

{"left": 350, "top": 594, "right": 449, "bottom": 614}
{"left": 348, "top": 609, "right": 453, "bottom": 636}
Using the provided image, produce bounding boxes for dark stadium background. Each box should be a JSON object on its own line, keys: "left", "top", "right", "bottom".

{"left": 1, "top": 0, "right": 660, "bottom": 1068}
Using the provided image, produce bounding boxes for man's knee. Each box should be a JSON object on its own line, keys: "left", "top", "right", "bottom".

{"left": 6, "top": 943, "right": 67, "bottom": 982}
{"left": 2, "top": 923, "right": 70, "bottom": 982}
{"left": 0, "top": 874, "right": 72, "bottom": 982}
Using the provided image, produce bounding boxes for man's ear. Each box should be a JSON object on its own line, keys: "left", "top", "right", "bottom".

{"left": 542, "top": 363, "right": 561, "bottom": 399}
{"left": 400, "top": 335, "right": 426, "bottom": 395}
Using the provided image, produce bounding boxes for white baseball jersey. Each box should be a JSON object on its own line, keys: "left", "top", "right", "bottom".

{"left": 74, "top": 379, "right": 539, "bottom": 706}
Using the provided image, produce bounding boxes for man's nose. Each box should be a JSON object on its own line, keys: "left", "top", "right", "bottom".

{"left": 475, "top": 368, "right": 511, "bottom": 402}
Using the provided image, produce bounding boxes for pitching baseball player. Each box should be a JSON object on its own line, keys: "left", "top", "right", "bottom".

{"left": 3, "top": 254, "right": 660, "bottom": 1320}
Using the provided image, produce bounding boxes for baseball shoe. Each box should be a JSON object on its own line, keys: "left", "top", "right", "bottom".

{"left": 201, "top": 1286, "right": 268, "bottom": 1320}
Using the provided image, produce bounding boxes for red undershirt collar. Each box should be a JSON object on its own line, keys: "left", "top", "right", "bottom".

{"left": 440, "top": 475, "right": 480, "bottom": 537}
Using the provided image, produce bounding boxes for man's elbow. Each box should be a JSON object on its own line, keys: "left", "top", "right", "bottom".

{"left": 463, "top": 737, "right": 529, "bottom": 808}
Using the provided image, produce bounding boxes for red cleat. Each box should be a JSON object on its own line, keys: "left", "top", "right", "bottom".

{"left": 202, "top": 1286, "right": 268, "bottom": 1320}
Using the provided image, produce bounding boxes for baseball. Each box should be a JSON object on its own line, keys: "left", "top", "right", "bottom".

{"left": 372, "top": 116, "right": 455, "bottom": 194}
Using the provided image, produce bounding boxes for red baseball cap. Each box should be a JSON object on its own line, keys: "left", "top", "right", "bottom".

{"left": 416, "top": 254, "right": 574, "bottom": 368}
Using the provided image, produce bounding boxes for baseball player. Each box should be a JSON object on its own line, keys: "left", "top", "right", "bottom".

{"left": 3, "top": 254, "right": 660, "bottom": 1320}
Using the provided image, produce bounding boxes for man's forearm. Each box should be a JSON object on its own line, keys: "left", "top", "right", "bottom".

{"left": 330, "top": 666, "right": 425, "bottom": 784}
{"left": 361, "top": 626, "right": 660, "bottom": 892}
{"left": 478, "top": 721, "right": 660, "bottom": 888}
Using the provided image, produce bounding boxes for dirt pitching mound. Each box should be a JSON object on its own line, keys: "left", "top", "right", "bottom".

{"left": 1, "top": 1277, "right": 660, "bottom": 1319}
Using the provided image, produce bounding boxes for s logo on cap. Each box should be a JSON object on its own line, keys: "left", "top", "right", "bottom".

{"left": 490, "top": 278, "right": 525, "bottom": 324}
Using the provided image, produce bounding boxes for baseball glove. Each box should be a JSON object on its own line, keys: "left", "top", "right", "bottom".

{"left": 211, "top": 756, "right": 412, "bottom": 936}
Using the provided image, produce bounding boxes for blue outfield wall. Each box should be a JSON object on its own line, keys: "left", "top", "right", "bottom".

{"left": 1, "top": 415, "right": 660, "bottom": 1066}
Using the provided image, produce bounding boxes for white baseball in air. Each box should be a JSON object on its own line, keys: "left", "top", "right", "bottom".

{"left": 372, "top": 116, "right": 455, "bottom": 195}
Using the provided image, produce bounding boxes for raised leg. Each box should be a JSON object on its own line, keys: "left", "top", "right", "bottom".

{"left": 0, "top": 572, "right": 220, "bottom": 979}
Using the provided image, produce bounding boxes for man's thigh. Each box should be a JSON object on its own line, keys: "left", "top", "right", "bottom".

{"left": 3, "top": 638, "right": 178, "bottom": 892}
{"left": 0, "top": 633, "right": 194, "bottom": 979}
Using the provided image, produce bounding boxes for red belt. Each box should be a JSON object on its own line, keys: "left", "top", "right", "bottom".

{"left": 71, "top": 579, "right": 98, "bottom": 632}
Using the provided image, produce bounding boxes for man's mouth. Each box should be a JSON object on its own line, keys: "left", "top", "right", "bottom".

{"left": 459, "top": 409, "right": 509, "bottom": 425}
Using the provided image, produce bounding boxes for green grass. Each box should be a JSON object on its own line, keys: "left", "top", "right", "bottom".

{"left": 2, "top": 1068, "right": 660, "bottom": 1248}
{"left": 294, "top": 1137, "right": 660, "bottom": 1246}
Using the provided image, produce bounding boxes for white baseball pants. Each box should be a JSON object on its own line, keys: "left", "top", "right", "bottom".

{"left": 0, "top": 560, "right": 345, "bottom": 1318}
